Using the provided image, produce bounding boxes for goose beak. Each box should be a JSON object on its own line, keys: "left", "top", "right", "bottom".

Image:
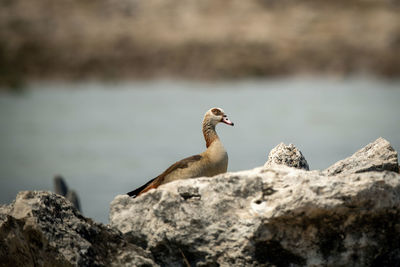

{"left": 222, "top": 116, "right": 234, "bottom": 126}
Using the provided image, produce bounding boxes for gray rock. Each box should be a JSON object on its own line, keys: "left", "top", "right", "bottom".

{"left": 110, "top": 139, "right": 400, "bottom": 267}
{"left": 323, "top": 137, "right": 399, "bottom": 175}
{"left": 265, "top": 142, "right": 309, "bottom": 170}
{"left": 3, "top": 138, "right": 400, "bottom": 267}
{"left": 0, "top": 191, "right": 157, "bottom": 267}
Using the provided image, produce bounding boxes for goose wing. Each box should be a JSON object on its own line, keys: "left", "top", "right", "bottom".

{"left": 127, "top": 154, "right": 202, "bottom": 198}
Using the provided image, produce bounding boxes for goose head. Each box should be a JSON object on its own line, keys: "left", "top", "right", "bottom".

{"left": 204, "top": 107, "right": 234, "bottom": 127}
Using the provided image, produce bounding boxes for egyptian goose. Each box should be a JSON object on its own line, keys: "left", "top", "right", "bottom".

{"left": 127, "top": 107, "right": 234, "bottom": 198}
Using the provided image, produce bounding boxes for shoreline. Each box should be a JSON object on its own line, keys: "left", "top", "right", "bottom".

{"left": 1, "top": 0, "right": 400, "bottom": 86}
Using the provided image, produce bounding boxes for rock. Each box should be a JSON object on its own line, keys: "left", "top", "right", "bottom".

{"left": 110, "top": 138, "right": 400, "bottom": 266}
{"left": 2, "top": 138, "right": 400, "bottom": 266}
{"left": 0, "top": 191, "right": 157, "bottom": 267}
{"left": 323, "top": 137, "right": 399, "bottom": 175}
{"left": 264, "top": 143, "right": 309, "bottom": 170}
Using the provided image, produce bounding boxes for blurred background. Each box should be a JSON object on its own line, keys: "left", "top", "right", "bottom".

{"left": 0, "top": 0, "right": 399, "bottom": 223}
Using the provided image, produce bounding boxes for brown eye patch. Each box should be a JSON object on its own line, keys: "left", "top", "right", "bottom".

{"left": 211, "top": 108, "right": 223, "bottom": 116}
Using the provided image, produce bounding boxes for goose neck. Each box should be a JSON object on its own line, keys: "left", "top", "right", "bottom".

{"left": 203, "top": 121, "right": 219, "bottom": 148}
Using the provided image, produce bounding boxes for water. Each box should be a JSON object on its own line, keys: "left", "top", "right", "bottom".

{"left": 0, "top": 77, "right": 399, "bottom": 223}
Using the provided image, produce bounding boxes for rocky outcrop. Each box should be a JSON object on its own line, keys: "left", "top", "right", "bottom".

{"left": 110, "top": 138, "right": 400, "bottom": 266}
{"left": 0, "top": 191, "right": 156, "bottom": 267}
{"left": 323, "top": 137, "right": 399, "bottom": 176}
{"left": 265, "top": 143, "right": 309, "bottom": 170}
{"left": 1, "top": 138, "right": 399, "bottom": 266}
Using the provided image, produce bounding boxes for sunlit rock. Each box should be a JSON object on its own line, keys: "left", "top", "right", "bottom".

{"left": 110, "top": 138, "right": 400, "bottom": 266}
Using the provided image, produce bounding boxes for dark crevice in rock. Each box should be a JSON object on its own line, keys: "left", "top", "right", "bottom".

{"left": 354, "top": 163, "right": 399, "bottom": 174}
{"left": 372, "top": 249, "right": 400, "bottom": 267}
{"left": 178, "top": 186, "right": 201, "bottom": 201}
{"left": 318, "top": 229, "right": 346, "bottom": 259}
{"left": 254, "top": 240, "right": 306, "bottom": 266}
{"left": 151, "top": 240, "right": 208, "bottom": 267}
{"left": 125, "top": 232, "right": 149, "bottom": 250}
{"left": 263, "top": 186, "right": 277, "bottom": 197}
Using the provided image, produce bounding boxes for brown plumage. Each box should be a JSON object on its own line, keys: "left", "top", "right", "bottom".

{"left": 127, "top": 107, "right": 234, "bottom": 198}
